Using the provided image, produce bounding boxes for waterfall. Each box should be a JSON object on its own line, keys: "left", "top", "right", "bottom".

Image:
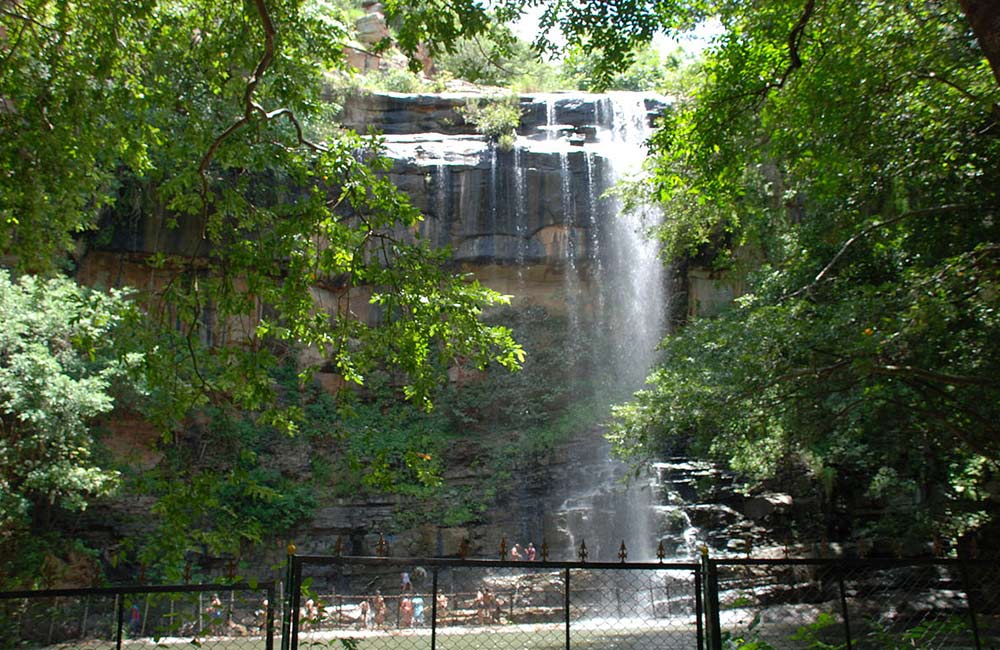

{"left": 559, "top": 150, "right": 582, "bottom": 336}
{"left": 585, "top": 151, "right": 606, "bottom": 338}
{"left": 513, "top": 148, "right": 528, "bottom": 283}
{"left": 541, "top": 93, "right": 667, "bottom": 562}
{"left": 545, "top": 96, "right": 557, "bottom": 140}
{"left": 371, "top": 92, "right": 677, "bottom": 561}
{"left": 488, "top": 146, "right": 499, "bottom": 246}
{"left": 597, "top": 94, "right": 666, "bottom": 390}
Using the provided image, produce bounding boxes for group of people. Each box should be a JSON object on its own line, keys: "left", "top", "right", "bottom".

{"left": 339, "top": 591, "right": 387, "bottom": 629}
{"left": 473, "top": 587, "right": 502, "bottom": 624}
{"left": 509, "top": 542, "right": 537, "bottom": 561}
{"left": 356, "top": 589, "right": 446, "bottom": 629}
{"left": 398, "top": 593, "right": 426, "bottom": 627}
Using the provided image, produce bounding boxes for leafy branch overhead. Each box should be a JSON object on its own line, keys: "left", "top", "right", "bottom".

{"left": 1, "top": 0, "right": 524, "bottom": 426}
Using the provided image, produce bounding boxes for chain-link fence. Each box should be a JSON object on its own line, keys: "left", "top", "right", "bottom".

{"left": 3, "top": 555, "right": 995, "bottom": 650}
{"left": 0, "top": 582, "right": 275, "bottom": 650}
{"left": 288, "top": 555, "right": 702, "bottom": 650}
{"left": 705, "top": 558, "right": 1000, "bottom": 650}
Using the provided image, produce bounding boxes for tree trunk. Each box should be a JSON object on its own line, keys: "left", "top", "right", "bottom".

{"left": 960, "top": 0, "right": 1000, "bottom": 89}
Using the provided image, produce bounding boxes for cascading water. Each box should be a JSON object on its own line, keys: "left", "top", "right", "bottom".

{"left": 596, "top": 94, "right": 666, "bottom": 389}
{"left": 549, "top": 93, "right": 667, "bottom": 562}
{"left": 373, "top": 93, "right": 731, "bottom": 561}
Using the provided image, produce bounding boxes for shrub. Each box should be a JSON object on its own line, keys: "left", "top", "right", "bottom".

{"left": 458, "top": 94, "right": 522, "bottom": 150}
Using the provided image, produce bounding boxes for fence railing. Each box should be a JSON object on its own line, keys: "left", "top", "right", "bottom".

{"left": 0, "top": 581, "right": 275, "bottom": 650}
{"left": 286, "top": 554, "right": 702, "bottom": 650}
{"left": 2, "top": 554, "right": 995, "bottom": 650}
{"left": 286, "top": 553, "right": 999, "bottom": 650}
{"left": 701, "top": 556, "right": 999, "bottom": 650}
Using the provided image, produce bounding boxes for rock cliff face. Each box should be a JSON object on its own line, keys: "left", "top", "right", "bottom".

{"left": 342, "top": 91, "right": 740, "bottom": 319}
{"left": 343, "top": 93, "right": 664, "bottom": 321}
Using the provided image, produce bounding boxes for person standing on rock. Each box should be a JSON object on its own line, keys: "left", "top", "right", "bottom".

{"left": 129, "top": 604, "right": 141, "bottom": 636}
{"left": 526, "top": 542, "right": 537, "bottom": 561}
{"left": 359, "top": 599, "right": 370, "bottom": 629}
{"left": 436, "top": 592, "right": 448, "bottom": 622}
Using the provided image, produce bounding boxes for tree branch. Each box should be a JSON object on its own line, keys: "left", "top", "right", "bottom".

{"left": 914, "top": 70, "right": 1000, "bottom": 121}
{"left": 776, "top": 358, "right": 850, "bottom": 382}
{"left": 787, "top": 0, "right": 815, "bottom": 71}
{"left": 783, "top": 204, "right": 970, "bottom": 300}
{"left": 197, "top": 0, "right": 328, "bottom": 225}
{"left": 872, "top": 364, "right": 1000, "bottom": 388}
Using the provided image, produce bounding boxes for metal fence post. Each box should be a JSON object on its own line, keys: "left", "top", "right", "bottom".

{"left": 564, "top": 567, "right": 571, "bottom": 650}
{"left": 281, "top": 544, "right": 295, "bottom": 650}
{"left": 701, "top": 549, "right": 722, "bottom": 650}
{"left": 959, "top": 560, "right": 983, "bottom": 650}
{"left": 836, "top": 567, "right": 853, "bottom": 650}
{"left": 266, "top": 582, "right": 276, "bottom": 650}
{"left": 115, "top": 591, "right": 125, "bottom": 650}
{"left": 289, "top": 557, "right": 303, "bottom": 650}
{"left": 431, "top": 567, "right": 439, "bottom": 650}
{"left": 694, "top": 566, "right": 704, "bottom": 650}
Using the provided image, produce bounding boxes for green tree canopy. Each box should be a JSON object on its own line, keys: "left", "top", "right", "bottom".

{"left": 560, "top": 41, "right": 682, "bottom": 92}
{"left": 0, "top": 0, "right": 524, "bottom": 581}
{"left": 597, "top": 0, "right": 1000, "bottom": 545}
{"left": 0, "top": 271, "right": 142, "bottom": 535}
{"left": 1, "top": 0, "right": 523, "bottom": 422}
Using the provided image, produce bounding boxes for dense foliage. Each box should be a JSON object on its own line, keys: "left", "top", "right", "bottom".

{"left": 601, "top": 1, "right": 1000, "bottom": 546}
{"left": 1, "top": 0, "right": 522, "bottom": 419}
{"left": 0, "top": 272, "right": 142, "bottom": 580}
{"left": 0, "top": 0, "right": 527, "bottom": 583}
{"left": 5, "top": 0, "right": 1000, "bottom": 581}
{"left": 457, "top": 94, "right": 522, "bottom": 150}
{"left": 560, "top": 42, "right": 684, "bottom": 93}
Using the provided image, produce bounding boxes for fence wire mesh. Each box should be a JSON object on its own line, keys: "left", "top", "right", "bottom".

{"left": 0, "top": 583, "right": 274, "bottom": 650}
{"left": 3, "top": 556, "right": 995, "bottom": 650}
{"left": 711, "top": 559, "right": 1000, "bottom": 650}
{"left": 292, "top": 556, "right": 701, "bottom": 650}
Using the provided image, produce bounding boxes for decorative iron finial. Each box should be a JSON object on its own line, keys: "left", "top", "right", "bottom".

{"left": 376, "top": 532, "right": 388, "bottom": 557}
{"left": 618, "top": 541, "right": 628, "bottom": 563}
{"left": 499, "top": 537, "right": 508, "bottom": 561}
{"left": 226, "top": 559, "right": 237, "bottom": 582}
{"left": 184, "top": 560, "right": 192, "bottom": 585}
{"left": 458, "top": 538, "right": 470, "bottom": 559}
{"left": 287, "top": 542, "right": 297, "bottom": 556}
{"left": 138, "top": 565, "right": 146, "bottom": 585}
{"left": 541, "top": 540, "right": 549, "bottom": 562}
{"left": 699, "top": 544, "right": 708, "bottom": 558}
{"left": 333, "top": 536, "right": 344, "bottom": 557}
{"left": 578, "top": 540, "right": 588, "bottom": 563}
{"left": 656, "top": 541, "right": 666, "bottom": 563}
